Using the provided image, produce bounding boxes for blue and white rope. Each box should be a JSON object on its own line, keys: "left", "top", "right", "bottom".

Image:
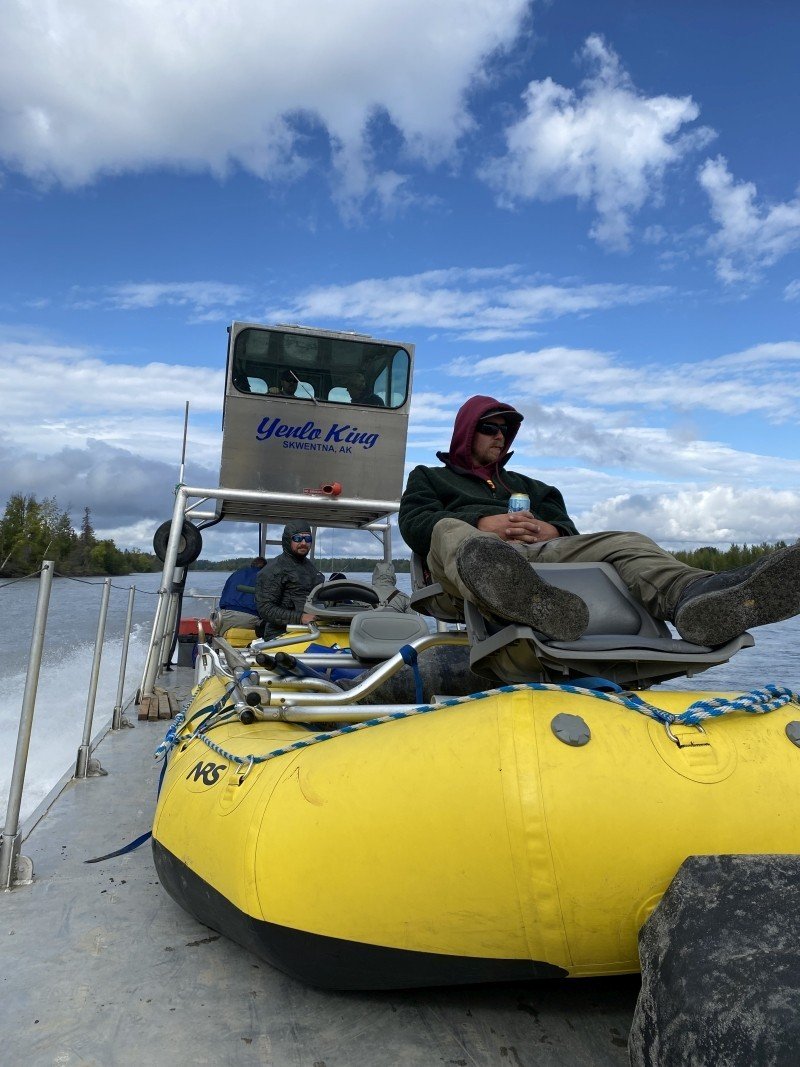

{"left": 154, "top": 706, "right": 188, "bottom": 760}
{"left": 155, "top": 681, "right": 798, "bottom": 770}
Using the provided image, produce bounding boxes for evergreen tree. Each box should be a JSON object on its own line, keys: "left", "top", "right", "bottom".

{"left": 80, "top": 506, "right": 95, "bottom": 545}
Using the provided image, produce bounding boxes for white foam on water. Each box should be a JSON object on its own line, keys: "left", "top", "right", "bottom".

{"left": 0, "top": 627, "right": 149, "bottom": 824}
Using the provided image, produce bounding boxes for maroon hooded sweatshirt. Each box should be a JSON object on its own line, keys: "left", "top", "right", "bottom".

{"left": 439, "top": 395, "right": 524, "bottom": 484}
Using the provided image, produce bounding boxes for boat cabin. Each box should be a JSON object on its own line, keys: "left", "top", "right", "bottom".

{"left": 142, "top": 322, "right": 414, "bottom": 696}
{"left": 218, "top": 322, "right": 414, "bottom": 524}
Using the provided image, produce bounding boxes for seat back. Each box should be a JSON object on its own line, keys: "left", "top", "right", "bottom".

{"left": 409, "top": 552, "right": 463, "bottom": 622}
{"left": 529, "top": 563, "right": 668, "bottom": 638}
{"left": 348, "top": 610, "right": 430, "bottom": 661}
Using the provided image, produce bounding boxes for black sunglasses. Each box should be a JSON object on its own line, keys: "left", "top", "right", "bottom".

{"left": 291, "top": 534, "right": 313, "bottom": 543}
{"left": 475, "top": 420, "right": 510, "bottom": 438}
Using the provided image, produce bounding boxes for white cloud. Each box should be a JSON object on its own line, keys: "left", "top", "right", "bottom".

{"left": 0, "top": 337, "right": 223, "bottom": 422}
{"left": 0, "top": 0, "right": 529, "bottom": 212}
{"left": 100, "top": 281, "right": 250, "bottom": 315}
{"left": 699, "top": 156, "right": 800, "bottom": 283}
{"left": 0, "top": 332, "right": 228, "bottom": 538}
{"left": 0, "top": 332, "right": 225, "bottom": 521}
{"left": 525, "top": 417, "right": 800, "bottom": 483}
{"left": 446, "top": 341, "right": 800, "bottom": 422}
{"left": 66, "top": 280, "right": 251, "bottom": 325}
{"left": 783, "top": 280, "right": 800, "bottom": 302}
{"left": 0, "top": 434, "right": 217, "bottom": 533}
{"left": 576, "top": 486, "right": 800, "bottom": 547}
{"left": 406, "top": 379, "right": 800, "bottom": 483}
{"left": 480, "top": 34, "right": 713, "bottom": 249}
{"left": 270, "top": 266, "right": 670, "bottom": 336}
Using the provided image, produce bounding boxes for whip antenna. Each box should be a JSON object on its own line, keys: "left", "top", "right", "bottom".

{"left": 179, "top": 401, "right": 190, "bottom": 484}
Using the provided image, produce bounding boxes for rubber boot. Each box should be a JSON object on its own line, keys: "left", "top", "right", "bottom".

{"left": 455, "top": 536, "right": 589, "bottom": 641}
{"left": 674, "top": 543, "right": 800, "bottom": 646}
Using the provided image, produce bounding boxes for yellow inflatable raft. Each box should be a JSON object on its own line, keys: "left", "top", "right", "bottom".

{"left": 151, "top": 676, "right": 800, "bottom": 989}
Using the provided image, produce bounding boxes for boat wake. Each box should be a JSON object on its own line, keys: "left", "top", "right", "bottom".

{"left": 0, "top": 629, "right": 148, "bottom": 824}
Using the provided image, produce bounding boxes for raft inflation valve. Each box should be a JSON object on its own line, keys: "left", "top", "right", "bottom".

{"left": 786, "top": 721, "right": 800, "bottom": 748}
{"left": 551, "top": 713, "right": 591, "bottom": 747}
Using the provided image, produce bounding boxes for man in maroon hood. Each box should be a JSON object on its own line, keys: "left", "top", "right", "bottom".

{"left": 398, "top": 395, "right": 800, "bottom": 647}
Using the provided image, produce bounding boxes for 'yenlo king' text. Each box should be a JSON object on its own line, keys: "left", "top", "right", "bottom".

{"left": 255, "top": 417, "right": 379, "bottom": 450}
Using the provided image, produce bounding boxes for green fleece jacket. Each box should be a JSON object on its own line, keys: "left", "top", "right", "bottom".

{"left": 398, "top": 463, "right": 579, "bottom": 560}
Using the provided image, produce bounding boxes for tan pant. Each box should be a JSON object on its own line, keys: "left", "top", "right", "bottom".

{"left": 215, "top": 608, "right": 259, "bottom": 635}
{"left": 427, "top": 518, "right": 713, "bottom": 621}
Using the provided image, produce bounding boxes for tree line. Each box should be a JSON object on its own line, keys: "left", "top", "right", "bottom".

{"left": 3, "top": 491, "right": 792, "bottom": 579}
{"left": 193, "top": 556, "right": 413, "bottom": 573}
{"left": 190, "top": 542, "right": 797, "bottom": 575}
{"left": 0, "top": 494, "right": 160, "bottom": 577}
{"left": 671, "top": 541, "right": 794, "bottom": 571}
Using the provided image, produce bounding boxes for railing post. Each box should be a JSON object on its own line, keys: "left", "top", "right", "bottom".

{"left": 160, "top": 582, "right": 182, "bottom": 669}
{"left": 112, "top": 585, "right": 136, "bottom": 730}
{"left": 1, "top": 560, "right": 54, "bottom": 890}
{"left": 141, "top": 487, "right": 188, "bottom": 699}
{"left": 75, "top": 578, "right": 112, "bottom": 779}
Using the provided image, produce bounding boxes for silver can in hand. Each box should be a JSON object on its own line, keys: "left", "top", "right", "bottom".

{"left": 508, "top": 493, "right": 530, "bottom": 513}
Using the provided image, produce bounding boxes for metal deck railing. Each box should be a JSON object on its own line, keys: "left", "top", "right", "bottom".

{"left": 0, "top": 561, "right": 209, "bottom": 890}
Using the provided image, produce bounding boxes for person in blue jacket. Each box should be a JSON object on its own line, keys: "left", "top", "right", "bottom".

{"left": 214, "top": 556, "right": 266, "bottom": 636}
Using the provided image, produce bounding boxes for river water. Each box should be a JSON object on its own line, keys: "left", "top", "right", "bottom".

{"left": 2, "top": 569, "right": 798, "bottom": 824}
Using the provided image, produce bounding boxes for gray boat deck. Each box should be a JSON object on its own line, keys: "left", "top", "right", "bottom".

{"left": 3, "top": 675, "right": 639, "bottom": 1066}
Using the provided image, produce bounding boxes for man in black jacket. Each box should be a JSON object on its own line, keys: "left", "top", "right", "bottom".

{"left": 398, "top": 395, "right": 800, "bottom": 647}
{"left": 255, "top": 521, "right": 325, "bottom": 638}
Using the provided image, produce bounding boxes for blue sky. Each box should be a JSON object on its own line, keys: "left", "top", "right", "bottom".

{"left": 1, "top": 0, "right": 799, "bottom": 560}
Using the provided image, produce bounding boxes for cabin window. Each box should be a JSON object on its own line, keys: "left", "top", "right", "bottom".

{"left": 231, "top": 327, "right": 410, "bottom": 408}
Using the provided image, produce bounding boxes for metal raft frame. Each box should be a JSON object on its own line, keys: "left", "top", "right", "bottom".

{"left": 139, "top": 484, "right": 399, "bottom": 700}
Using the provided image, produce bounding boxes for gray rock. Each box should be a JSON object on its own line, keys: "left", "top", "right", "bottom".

{"left": 630, "top": 854, "right": 800, "bottom": 1067}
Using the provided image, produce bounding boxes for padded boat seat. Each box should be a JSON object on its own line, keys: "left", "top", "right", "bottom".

{"left": 349, "top": 610, "right": 431, "bottom": 662}
{"left": 462, "top": 562, "right": 754, "bottom": 688}
{"left": 305, "top": 579, "right": 380, "bottom": 621}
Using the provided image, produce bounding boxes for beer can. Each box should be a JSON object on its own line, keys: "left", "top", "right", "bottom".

{"left": 508, "top": 493, "right": 530, "bottom": 513}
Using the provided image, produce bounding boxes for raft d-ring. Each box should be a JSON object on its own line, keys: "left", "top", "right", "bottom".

{"left": 237, "top": 756, "right": 255, "bottom": 784}
{"left": 664, "top": 721, "right": 708, "bottom": 747}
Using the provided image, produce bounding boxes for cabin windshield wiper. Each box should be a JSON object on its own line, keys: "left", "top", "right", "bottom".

{"left": 290, "top": 370, "right": 318, "bottom": 405}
